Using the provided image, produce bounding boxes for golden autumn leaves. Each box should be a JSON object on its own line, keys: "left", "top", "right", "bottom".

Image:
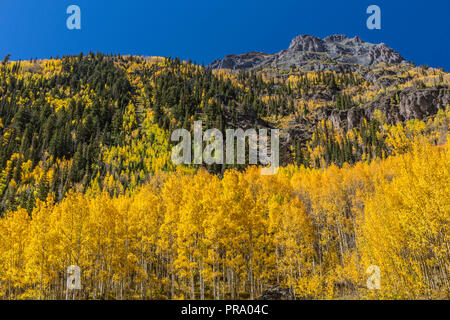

{"left": 0, "top": 140, "right": 448, "bottom": 300}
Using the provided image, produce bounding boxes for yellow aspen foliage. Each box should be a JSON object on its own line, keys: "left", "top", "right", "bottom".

{"left": 358, "top": 141, "right": 449, "bottom": 299}
{"left": 0, "top": 140, "right": 447, "bottom": 300}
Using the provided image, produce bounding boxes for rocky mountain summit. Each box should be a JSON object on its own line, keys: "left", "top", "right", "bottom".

{"left": 208, "top": 34, "right": 406, "bottom": 71}
{"left": 207, "top": 51, "right": 272, "bottom": 70}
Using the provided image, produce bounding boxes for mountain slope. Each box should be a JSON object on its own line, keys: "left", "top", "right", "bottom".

{"left": 0, "top": 36, "right": 449, "bottom": 301}
{"left": 0, "top": 36, "right": 448, "bottom": 215}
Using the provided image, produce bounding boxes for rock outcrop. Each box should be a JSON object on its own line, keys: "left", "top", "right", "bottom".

{"left": 257, "top": 287, "right": 295, "bottom": 300}
{"left": 208, "top": 52, "right": 272, "bottom": 70}
{"left": 324, "top": 87, "right": 450, "bottom": 130}
{"left": 399, "top": 87, "right": 450, "bottom": 120}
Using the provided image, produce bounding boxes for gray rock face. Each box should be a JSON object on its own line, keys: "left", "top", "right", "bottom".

{"left": 207, "top": 52, "right": 272, "bottom": 70}
{"left": 399, "top": 87, "right": 450, "bottom": 120}
{"left": 288, "top": 34, "right": 326, "bottom": 52}
{"left": 324, "top": 87, "right": 450, "bottom": 130}
{"left": 257, "top": 286, "right": 295, "bottom": 300}
{"left": 207, "top": 34, "right": 406, "bottom": 71}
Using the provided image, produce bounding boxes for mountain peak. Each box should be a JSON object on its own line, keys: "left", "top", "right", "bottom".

{"left": 288, "top": 35, "right": 326, "bottom": 52}
{"left": 208, "top": 34, "right": 406, "bottom": 70}
{"left": 324, "top": 34, "right": 349, "bottom": 43}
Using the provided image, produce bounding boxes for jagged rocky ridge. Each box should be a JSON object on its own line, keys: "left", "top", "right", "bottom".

{"left": 208, "top": 34, "right": 406, "bottom": 71}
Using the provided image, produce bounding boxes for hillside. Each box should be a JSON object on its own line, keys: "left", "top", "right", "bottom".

{"left": 0, "top": 35, "right": 449, "bottom": 300}
{"left": 0, "top": 37, "right": 449, "bottom": 214}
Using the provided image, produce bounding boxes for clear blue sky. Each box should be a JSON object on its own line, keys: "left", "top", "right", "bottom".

{"left": 1, "top": 0, "right": 449, "bottom": 70}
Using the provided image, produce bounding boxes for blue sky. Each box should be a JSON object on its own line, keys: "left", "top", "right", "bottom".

{"left": 1, "top": 0, "right": 449, "bottom": 69}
